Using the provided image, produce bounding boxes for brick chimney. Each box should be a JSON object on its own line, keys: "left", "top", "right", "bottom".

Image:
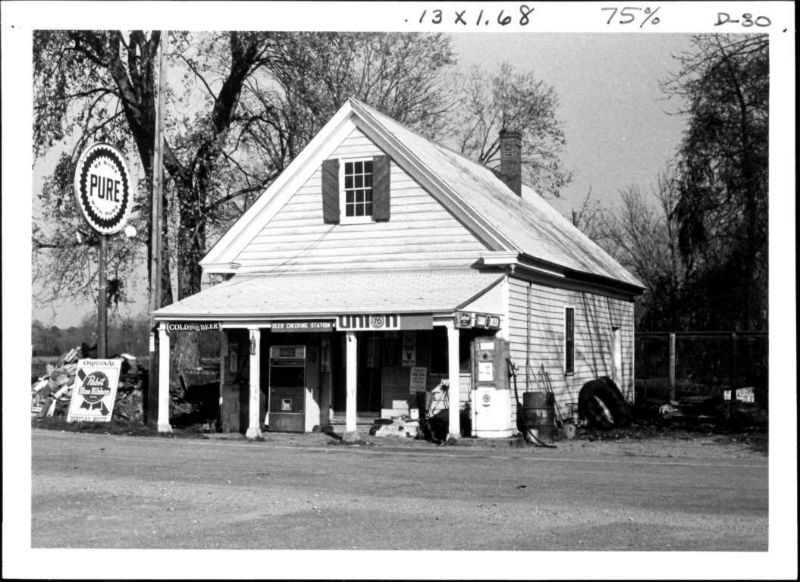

{"left": 499, "top": 129, "right": 522, "bottom": 196}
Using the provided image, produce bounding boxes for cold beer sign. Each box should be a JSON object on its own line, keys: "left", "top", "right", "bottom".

{"left": 74, "top": 143, "right": 133, "bottom": 234}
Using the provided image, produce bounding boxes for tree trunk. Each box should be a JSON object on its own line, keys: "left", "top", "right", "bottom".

{"left": 169, "top": 167, "right": 208, "bottom": 384}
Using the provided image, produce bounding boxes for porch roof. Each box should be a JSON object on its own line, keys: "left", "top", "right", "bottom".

{"left": 153, "top": 269, "right": 504, "bottom": 320}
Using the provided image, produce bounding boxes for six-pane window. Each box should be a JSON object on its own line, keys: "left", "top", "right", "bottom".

{"left": 565, "top": 307, "right": 575, "bottom": 374}
{"left": 344, "top": 160, "right": 373, "bottom": 217}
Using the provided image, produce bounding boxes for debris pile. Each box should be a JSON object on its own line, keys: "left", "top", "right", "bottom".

{"left": 31, "top": 346, "right": 83, "bottom": 418}
{"left": 644, "top": 393, "right": 767, "bottom": 429}
{"left": 368, "top": 417, "right": 420, "bottom": 438}
{"left": 31, "top": 345, "right": 143, "bottom": 422}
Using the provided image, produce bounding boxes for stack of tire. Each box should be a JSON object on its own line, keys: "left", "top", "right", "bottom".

{"left": 578, "top": 377, "right": 632, "bottom": 430}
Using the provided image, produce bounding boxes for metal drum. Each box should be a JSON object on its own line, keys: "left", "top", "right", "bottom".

{"left": 523, "top": 391, "right": 555, "bottom": 441}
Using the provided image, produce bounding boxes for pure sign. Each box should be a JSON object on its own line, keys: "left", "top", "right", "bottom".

{"left": 73, "top": 143, "right": 133, "bottom": 235}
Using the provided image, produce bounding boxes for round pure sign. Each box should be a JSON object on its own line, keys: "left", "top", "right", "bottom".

{"left": 73, "top": 143, "right": 133, "bottom": 235}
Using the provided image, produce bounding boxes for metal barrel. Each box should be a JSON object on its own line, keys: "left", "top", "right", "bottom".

{"left": 523, "top": 391, "right": 555, "bottom": 441}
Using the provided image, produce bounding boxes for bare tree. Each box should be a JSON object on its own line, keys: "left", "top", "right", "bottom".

{"left": 661, "top": 34, "right": 768, "bottom": 330}
{"left": 449, "top": 62, "right": 572, "bottom": 198}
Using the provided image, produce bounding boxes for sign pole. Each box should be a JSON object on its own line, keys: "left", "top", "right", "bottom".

{"left": 147, "top": 30, "right": 167, "bottom": 425}
{"left": 98, "top": 235, "right": 108, "bottom": 359}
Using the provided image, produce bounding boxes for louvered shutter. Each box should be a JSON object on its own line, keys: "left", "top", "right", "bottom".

{"left": 372, "top": 155, "right": 391, "bottom": 222}
{"left": 321, "top": 158, "right": 340, "bottom": 224}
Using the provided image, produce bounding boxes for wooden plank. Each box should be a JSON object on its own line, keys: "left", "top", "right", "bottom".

{"left": 240, "top": 235, "right": 482, "bottom": 256}
{"left": 247, "top": 226, "right": 472, "bottom": 247}
{"left": 240, "top": 248, "right": 489, "bottom": 268}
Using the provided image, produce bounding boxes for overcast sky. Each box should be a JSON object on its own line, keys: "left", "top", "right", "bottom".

{"left": 33, "top": 32, "right": 693, "bottom": 328}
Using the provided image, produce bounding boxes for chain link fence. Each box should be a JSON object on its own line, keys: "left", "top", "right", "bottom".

{"left": 635, "top": 332, "right": 768, "bottom": 406}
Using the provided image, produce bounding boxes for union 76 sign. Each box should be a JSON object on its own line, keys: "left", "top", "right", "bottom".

{"left": 73, "top": 143, "right": 133, "bottom": 235}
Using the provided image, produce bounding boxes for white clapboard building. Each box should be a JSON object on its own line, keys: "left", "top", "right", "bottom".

{"left": 154, "top": 98, "right": 644, "bottom": 439}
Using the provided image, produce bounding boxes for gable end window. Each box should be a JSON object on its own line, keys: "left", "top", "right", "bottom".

{"left": 564, "top": 307, "right": 575, "bottom": 375}
{"left": 343, "top": 159, "right": 373, "bottom": 218}
{"left": 321, "top": 155, "right": 390, "bottom": 224}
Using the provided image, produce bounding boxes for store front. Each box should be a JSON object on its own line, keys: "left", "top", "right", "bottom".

{"left": 219, "top": 314, "right": 502, "bottom": 436}
{"left": 153, "top": 269, "right": 514, "bottom": 440}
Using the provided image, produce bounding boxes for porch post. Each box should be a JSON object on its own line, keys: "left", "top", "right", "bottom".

{"left": 219, "top": 329, "right": 227, "bottom": 423}
{"left": 157, "top": 324, "right": 172, "bottom": 433}
{"left": 446, "top": 321, "right": 461, "bottom": 441}
{"left": 345, "top": 331, "right": 358, "bottom": 440}
{"left": 246, "top": 327, "right": 262, "bottom": 439}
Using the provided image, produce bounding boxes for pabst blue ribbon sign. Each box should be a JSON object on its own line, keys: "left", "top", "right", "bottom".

{"left": 73, "top": 143, "right": 133, "bottom": 235}
{"left": 66, "top": 359, "right": 122, "bottom": 423}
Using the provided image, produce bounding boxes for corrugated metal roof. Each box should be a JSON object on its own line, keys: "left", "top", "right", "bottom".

{"left": 154, "top": 270, "right": 504, "bottom": 319}
{"left": 352, "top": 99, "right": 644, "bottom": 289}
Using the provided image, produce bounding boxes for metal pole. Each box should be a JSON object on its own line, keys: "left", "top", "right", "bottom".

{"left": 729, "top": 332, "right": 737, "bottom": 415}
{"left": 147, "top": 30, "right": 167, "bottom": 425}
{"left": 668, "top": 332, "right": 676, "bottom": 402}
{"left": 97, "top": 235, "right": 108, "bottom": 359}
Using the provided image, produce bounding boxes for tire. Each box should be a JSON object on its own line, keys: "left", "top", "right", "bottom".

{"left": 579, "top": 377, "right": 632, "bottom": 429}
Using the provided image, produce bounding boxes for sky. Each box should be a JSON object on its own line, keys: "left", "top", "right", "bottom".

{"left": 30, "top": 32, "right": 693, "bottom": 328}
{"left": 449, "top": 33, "right": 692, "bottom": 210}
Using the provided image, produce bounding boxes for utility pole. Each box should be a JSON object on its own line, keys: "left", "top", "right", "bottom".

{"left": 98, "top": 235, "right": 108, "bottom": 358}
{"left": 147, "top": 30, "right": 167, "bottom": 425}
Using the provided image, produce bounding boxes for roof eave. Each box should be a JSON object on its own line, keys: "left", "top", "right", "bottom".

{"left": 514, "top": 255, "right": 645, "bottom": 296}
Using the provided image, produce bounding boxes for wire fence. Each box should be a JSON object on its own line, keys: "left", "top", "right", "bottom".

{"left": 635, "top": 331, "right": 768, "bottom": 405}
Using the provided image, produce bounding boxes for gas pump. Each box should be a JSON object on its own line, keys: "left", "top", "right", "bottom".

{"left": 470, "top": 336, "right": 513, "bottom": 438}
{"left": 268, "top": 345, "right": 307, "bottom": 432}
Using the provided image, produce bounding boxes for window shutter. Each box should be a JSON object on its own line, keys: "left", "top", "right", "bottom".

{"left": 321, "top": 158, "right": 340, "bottom": 224}
{"left": 372, "top": 155, "right": 391, "bottom": 222}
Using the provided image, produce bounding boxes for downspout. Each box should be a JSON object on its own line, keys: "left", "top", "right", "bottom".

{"left": 526, "top": 282, "right": 532, "bottom": 392}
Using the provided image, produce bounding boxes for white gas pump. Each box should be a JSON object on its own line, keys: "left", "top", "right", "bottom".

{"left": 470, "top": 336, "right": 513, "bottom": 438}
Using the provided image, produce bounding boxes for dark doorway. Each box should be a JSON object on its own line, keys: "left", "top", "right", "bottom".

{"left": 331, "top": 332, "right": 382, "bottom": 413}
{"left": 358, "top": 333, "right": 382, "bottom": 412}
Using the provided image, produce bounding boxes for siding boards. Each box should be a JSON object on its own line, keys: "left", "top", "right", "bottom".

{"left": 507, "top": 276, "right": 635, "bottom": 423}
{"left": 234, "top": 127, "right": 488, "bottom": 272}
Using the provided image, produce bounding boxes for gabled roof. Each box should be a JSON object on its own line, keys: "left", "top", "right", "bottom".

{"left": 203, "top": 98, "right": 643, "bottom": 290}
{"left": 353, "top": 101, "right": 643, "bottom": 289}
{"left": 154, "top": 270, "right": 504, "bottom": 320}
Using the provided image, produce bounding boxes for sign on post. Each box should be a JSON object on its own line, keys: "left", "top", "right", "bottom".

{"left": 66, "top": 359, "right": 123, "bottom": 423}
{"left": 74, "top": 143, "right": 133, "bottom": 235}
{"left": 409, "top": 366, "right": 427, "bottom": 393}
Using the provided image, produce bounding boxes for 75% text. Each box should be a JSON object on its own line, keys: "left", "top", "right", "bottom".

{"left": 601, "top": 6, "right": 661, "bottom": 27}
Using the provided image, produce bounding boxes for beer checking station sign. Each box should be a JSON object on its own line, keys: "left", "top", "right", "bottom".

{"left": 73, "top": 143, "right": 133, "bottom": 235}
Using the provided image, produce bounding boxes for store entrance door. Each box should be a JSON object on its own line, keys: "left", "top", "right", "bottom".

{"left": 357, "top": 334, "right": 381, "bottom": 412}
{"left": 331, "top": 332, "right": 382, "bottom": 414}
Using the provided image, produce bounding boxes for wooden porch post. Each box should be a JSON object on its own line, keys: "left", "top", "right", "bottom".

{"left": 157, "top": 324, "right": 172, "bottom": 433}
{"left": 246, "top": 327, "right": 262, "bottom": 439}
{"left": 219, "top": 329, "right": 227, "bottom": 427}
{"left": 345, "top": 331, "right": 358, "bottom": 440}
{"left": 446, "top": 321, "right": 461, "bottom": 441}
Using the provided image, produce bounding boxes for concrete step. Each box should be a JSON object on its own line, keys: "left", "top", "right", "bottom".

{"left": 329, "top": 415, "right": 380, "bottom": 426}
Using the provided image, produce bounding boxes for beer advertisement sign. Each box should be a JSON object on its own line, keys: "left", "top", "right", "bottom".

{"left": 66, "top": 359, "right": 123, "bottom": 423}
{"left": 73, "top": 143, "right": 133, "bottom": 235}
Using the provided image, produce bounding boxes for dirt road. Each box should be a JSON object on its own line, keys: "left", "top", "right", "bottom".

{"left": 31, "top": 429, "right": 767, "bottom": 551}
